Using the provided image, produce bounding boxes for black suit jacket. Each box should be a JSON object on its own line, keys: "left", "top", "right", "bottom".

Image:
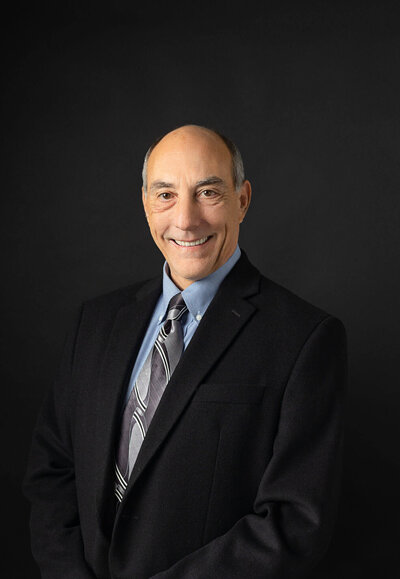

{"left": 24, "top": 252, "right": 347, "bottom": 579}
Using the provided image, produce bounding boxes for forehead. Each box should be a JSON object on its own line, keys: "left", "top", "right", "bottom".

{"left": 147, "top": 129, "right": 233, "bottom": 183}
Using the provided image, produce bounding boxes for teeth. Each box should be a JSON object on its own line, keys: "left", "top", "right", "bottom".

{"left": 174, "top": 236, "right": 209, "bottom": 247}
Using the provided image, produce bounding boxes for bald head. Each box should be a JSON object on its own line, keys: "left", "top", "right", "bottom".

{"left": 142, "top": 125, "right": 245, "bottom": 195}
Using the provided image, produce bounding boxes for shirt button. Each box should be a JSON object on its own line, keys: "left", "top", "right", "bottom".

{"left": 196, "top": 314, "right": 202, "bottom": 322}
{"left": 158, "top": 315, "right": 163, "bottom": 322}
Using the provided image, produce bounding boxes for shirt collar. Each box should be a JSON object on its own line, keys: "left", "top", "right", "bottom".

{"left": 159, "top": 245, "right": 241, "bottom": 325}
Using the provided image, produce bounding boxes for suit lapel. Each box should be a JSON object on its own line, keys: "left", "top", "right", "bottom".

{"left": 123, "top": 253, "right": 261, "bottom": 494}
{"left": 95, "top": 276, "right": 162, "bottom": 531}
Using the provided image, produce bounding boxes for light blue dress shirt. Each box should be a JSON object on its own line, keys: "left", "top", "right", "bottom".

{"left": 125, "top": 245, "right": 241, "bottom": 401}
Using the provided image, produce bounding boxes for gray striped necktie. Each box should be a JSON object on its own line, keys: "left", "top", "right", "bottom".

{"left": 115, "top": 293, "right": 188, "bottom": 502}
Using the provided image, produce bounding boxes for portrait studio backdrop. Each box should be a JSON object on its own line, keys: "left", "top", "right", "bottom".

{"left": 1, "top": 2, "right": 399, "bottom": 577}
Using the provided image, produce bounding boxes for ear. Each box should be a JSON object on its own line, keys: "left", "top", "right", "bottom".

{"left": 238, "top": 180, "right": 252, "bottom": 223}
{"left": 142, "top": 187, "right": 148, "bottom": 218}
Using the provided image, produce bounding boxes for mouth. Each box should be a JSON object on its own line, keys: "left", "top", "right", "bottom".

{"left": 171, "top": 235, "right": 212, "bottom": 247}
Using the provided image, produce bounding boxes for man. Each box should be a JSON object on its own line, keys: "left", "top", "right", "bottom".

{"left": 24, "top": 125, "right": 347, "bottom": 578}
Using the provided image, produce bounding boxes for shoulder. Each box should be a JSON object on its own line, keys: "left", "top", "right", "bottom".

{"left": 257, "top": 273, "right": 329, "bottom": 322}
{"left": 80, "top": 275, "right": 162, "bottom": 319}
{"left": 256, "top": 273, "right": 346, "bottom": 342}
{"left": 234, "top": 252, "right": 345, "bottom": 340}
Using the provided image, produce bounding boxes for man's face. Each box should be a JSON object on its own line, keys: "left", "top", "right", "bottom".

{"left": 142, "top": 127, "right": 251, "bottom": 290}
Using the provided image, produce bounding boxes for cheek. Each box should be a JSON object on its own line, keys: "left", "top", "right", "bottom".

{"left": 148, "top": 214, "right": 168, "bottom": 237}
{"left": 206, "top": 206, "right": 240, "bottom": 232}
{"left": 203, "top": 206, "right": 230, "bottom": 227}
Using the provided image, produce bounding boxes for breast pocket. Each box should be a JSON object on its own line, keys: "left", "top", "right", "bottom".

{"left": 193, "top": 382, "right": 265, "bottom": 404}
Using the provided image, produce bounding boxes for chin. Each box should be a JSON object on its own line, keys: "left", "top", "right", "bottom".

{"left": 171, "top": 266, "right": 211, "bottom": 288}
{"left": 182, "top": 269, "right": 208, "bottom": 282}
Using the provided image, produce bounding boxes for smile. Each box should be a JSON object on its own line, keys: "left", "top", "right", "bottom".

{"left": 172, "top": 236, "right": 211, "bottom": 247}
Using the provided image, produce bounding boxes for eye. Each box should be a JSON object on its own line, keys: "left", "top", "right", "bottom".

{"left": 199, "top": 189, "right": 217, "bottom": 198}
{"left": 158, "top": 192, "right": 173, "bottom": 200}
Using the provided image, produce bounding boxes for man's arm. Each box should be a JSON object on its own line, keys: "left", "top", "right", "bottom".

{"left": 23, "top": 306, "right": 96, "bottom": 579}
{"left": 151, "top": 316, "right": 347, "bottom": 578}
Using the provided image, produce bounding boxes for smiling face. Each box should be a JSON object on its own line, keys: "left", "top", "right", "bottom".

{"left": 142, "top": 126, "right": 251, "bottom": 289}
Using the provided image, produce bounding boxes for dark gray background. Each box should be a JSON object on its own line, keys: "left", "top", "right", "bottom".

{"left": 1, "top": 1, "right": 399, "bottom": 577}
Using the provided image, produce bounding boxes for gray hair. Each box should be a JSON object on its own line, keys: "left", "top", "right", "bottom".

{"left": 142, "top": 125, "right": 245, "bottom": 194}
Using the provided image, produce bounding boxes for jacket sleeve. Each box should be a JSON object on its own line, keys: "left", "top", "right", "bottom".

{"left": 151, "top": 316, "right": 348, "bottom": 579}
{"left": 23, "top": 305, "right": 96, "bottom": 579}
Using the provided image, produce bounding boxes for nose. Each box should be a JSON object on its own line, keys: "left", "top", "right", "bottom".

{"left": 175, "top": 194, "right": 201, "bottom": 231}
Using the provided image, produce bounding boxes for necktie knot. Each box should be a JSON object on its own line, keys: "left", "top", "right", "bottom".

{"left": 165, "top": 293, "right": 188, "bottom": 325}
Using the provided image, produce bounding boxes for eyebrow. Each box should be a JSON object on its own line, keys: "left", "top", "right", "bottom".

{"left": 149, "top": 176, "right": 226, "bottom": 193}
{"left": 195, "top": 176, "right": 225, "bottom": 188}
{"left": 149, "top": 180, "right": 174, "bottom": 192}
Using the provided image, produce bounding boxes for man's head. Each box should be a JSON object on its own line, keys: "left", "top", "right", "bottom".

{"left": 142, "top": 125, "right": 251, "bottom": 290}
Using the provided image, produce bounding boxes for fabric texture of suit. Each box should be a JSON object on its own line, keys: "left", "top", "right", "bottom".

{"left": 24, "top": 252, "right": 347, "bottom": 579}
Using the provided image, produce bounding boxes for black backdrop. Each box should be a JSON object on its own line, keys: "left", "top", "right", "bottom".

{"left": 1, "top": 1, "right": 399, "bottom": 577}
